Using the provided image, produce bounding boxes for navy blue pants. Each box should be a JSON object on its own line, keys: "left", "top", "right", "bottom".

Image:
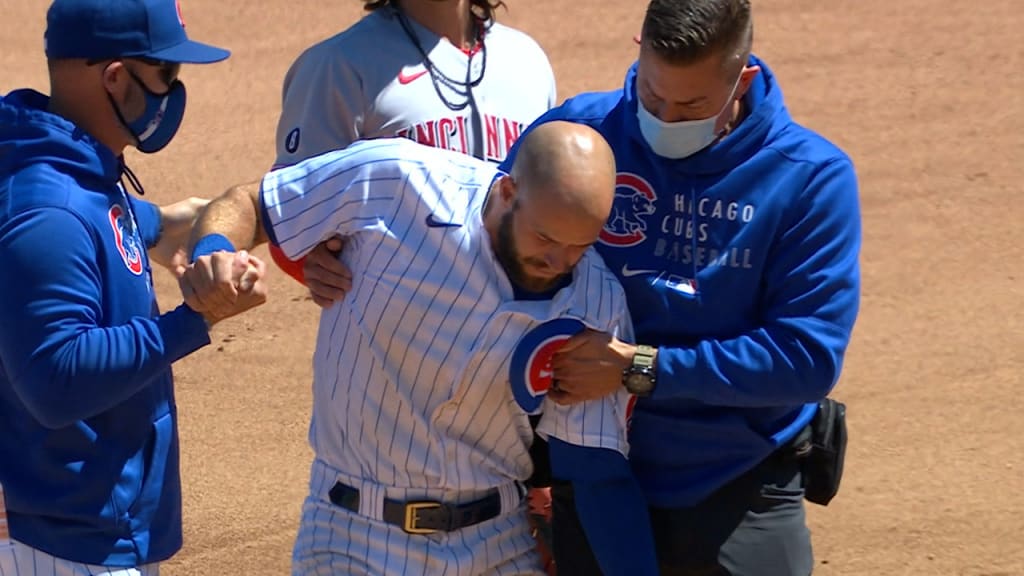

{"left": 550, "top": 453, "right": 814, "bottom": 576}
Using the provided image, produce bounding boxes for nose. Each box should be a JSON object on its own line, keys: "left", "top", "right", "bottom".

{"left": 655, "top": 102, "right": 675, "bottom": 123}
{"left": 644, "top": 98, "right": 676, "bottom": 123}
{"left": 656, "top": 103, "right": 692, "bottom": 124}
{"left": 542, "top": 250, "right": 567, "bottom": 275}
{"left": 544, "top": 246, "right": 584, "bottom": 275}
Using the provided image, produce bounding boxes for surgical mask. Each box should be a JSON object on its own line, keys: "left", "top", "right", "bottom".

{"left": 636, "top": 71, "right": 743, "bottom": 160}
{"left": 108, "top": 68, "right": 187, "bottom": 154}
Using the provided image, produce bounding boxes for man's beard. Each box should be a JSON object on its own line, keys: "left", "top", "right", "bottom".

{"left": 493, "top": 209, "right": 564, "bottom": 293}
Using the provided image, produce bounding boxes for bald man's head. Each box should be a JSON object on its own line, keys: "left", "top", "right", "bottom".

{"left": 485, "top": 121, "right": 617, "bottom": 293}
{"left": 510, "top": 121, "right": 617, "bottom": 227}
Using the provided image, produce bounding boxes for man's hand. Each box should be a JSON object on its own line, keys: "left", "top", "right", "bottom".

{"left": 150, "top": 197, "right": 210, "bottom": 271}
{"left": 549, "top": 329, "right": 636, "bottom": 405}
{"left": 177, "top": 250, "right": 268, "bottom": 325}
{"left": 304, "top": 236, "right": 352, "bottom": 308}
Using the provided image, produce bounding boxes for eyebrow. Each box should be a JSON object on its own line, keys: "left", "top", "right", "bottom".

{"left": 675, "top": 96, "right": 707, "bottom": 106}
{"left": 642, "top": 78, "right": 707, "bottom": 107}
{"left": 533, "top": 226, "right": 593, "bottom": 249}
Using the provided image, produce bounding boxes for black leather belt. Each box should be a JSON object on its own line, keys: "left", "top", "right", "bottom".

{"left": 328, "top": 481, "right": 519, "bottom": 535}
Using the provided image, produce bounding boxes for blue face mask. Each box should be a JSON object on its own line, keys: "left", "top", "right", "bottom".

{"left": 108, "top": 67, "right": 187, "bottom": 154}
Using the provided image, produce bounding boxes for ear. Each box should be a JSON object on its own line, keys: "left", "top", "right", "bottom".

{"left": 100, "top": 60, "right": 129, "bottom": 95}
{"left": 498, "top": 174, "right": 518, "bottom": 206}
{"left": 632, "top": 33, "right": 641, "bottom": 45}
{"left": 734, "top": 65, "right": 761, "bottom": 101}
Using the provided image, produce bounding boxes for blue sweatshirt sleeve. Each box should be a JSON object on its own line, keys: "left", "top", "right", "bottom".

{"left": 548, "top": 437, "right": 658, "bottom": 576}
{"left": 0, "top": 207, "right": 211, "bottom": 429}
{"left": 653, "top": 159, "right": 861, "bottom": 407}
{"left": 128, "top": 195, "right": 161, "bottom": 248}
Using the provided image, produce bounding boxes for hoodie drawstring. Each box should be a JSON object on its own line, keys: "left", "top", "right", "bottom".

{"left": 119, "top": 159, "right": 145, "bottom": 197}
{"left": 689, "top": 181, "right": 703, "bottom": 306}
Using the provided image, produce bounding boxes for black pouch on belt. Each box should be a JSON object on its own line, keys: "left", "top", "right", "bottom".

{"left": 801, "top": 397, "right": 848, "bottom": 506}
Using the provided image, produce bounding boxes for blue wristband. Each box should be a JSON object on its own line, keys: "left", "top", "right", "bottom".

{"left": 190, "top": 233, "right": 236, "bottom": 263}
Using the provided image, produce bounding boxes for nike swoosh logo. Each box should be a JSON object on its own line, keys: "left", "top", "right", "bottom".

{"left": 398, "top": 68, "right": 429, "bottom": 85}
{"left": 621, "top": 264, "right": 658, "bottom": 278}
{"left": 426, "top": 214, "right": 461, "bottom": 228}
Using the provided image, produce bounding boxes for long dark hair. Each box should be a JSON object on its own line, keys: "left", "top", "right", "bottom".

{"left": 363, "top": 1, "right": 507, "bottom": 26}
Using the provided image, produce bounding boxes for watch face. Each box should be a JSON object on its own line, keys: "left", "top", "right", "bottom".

{"left": 625, "top": 372, "right": 654, "bottom": 395}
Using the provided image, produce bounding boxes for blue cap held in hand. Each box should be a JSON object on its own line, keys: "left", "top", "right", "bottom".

{"left": 44, "top": 0, "right": 230, "bottom": 63}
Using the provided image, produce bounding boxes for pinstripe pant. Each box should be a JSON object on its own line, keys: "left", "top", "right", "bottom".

{"left": 0, "top": 540, "right": 158, "bottom": 576}
{"left": 292, "top": 459, "right": 545, "bottom": 576}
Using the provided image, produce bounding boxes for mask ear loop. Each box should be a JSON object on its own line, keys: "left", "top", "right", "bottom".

{"left": 90, "top": 59, "right": 146, "bottom": 150}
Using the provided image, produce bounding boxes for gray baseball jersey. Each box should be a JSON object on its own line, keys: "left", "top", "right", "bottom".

{"left": 273, "top": 7, "right": 556, "bottom": 168}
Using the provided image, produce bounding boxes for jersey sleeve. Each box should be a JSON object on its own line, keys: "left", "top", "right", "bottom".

{"left": 547, "top": 437, "right": 659, "bottom": 576}
{"left": 535, "top": 390, "right": 634, "bottom": 458}
{"left": 274, "top": 47, "right": 365, "bottom": 167}
{"left": 259, "top": 141, "right": 408, "bottom": 260}
{"left": 535, "top": 263, "right": 637, "bottom": 455}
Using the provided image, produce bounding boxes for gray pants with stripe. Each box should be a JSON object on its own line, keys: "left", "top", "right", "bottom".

{"left": 0, "top": 541, "right": 158, "bottom": 576}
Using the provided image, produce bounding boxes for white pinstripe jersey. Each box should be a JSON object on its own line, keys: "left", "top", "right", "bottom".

{"left": 261, "top": 138, "right": 636, "bottom": 492}
{"left": 274, "top": 7, "right": 556, "bottom": 167}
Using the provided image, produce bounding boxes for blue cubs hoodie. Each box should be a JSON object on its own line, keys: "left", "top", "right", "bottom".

{"left": 502, "top": 56, "right": 861, "bottom": 508}
{"left": 0, "top": 89, "right": 211, "bottom": 566}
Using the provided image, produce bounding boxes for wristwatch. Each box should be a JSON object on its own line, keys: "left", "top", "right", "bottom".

{"left": 622, "top": 344, "right": 657, "bottom": 397}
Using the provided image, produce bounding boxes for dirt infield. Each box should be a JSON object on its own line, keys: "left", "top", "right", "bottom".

{"left": 2, "top": 0, "right": 1022, "bottom": 574}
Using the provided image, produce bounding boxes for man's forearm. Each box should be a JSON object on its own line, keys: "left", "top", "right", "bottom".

{"left": 188, "top": 181, "right": 268, "bottom": 258}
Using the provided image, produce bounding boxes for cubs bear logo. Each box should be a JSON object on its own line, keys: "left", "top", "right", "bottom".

{"left": 509, "top": 318, "right": 585, "bottom": 413}
{"left": 108, "top": 204, "right": 143, "bottom": 276}
{"left": 601, "top": 172, "right": 658, "bottom": 248}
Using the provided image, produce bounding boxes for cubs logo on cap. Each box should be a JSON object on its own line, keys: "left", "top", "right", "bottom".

{"left": 509, "top": 318, "right": 585, "bottom": 413}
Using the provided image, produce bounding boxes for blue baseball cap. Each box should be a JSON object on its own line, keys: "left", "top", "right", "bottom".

{"left": 44, "top": 0, "right": 230, "bottom": 63}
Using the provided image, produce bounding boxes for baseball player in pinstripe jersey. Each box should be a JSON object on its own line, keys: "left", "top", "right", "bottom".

{"left": 258, "top": 2, "right": 562, "bottom": 567}
{"left": 183, "top": 122, "right": 658, "bottom": 575}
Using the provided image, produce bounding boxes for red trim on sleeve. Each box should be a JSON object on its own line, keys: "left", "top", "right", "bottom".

{"left": 270, "top": 242, "right": 308, "bottom": 286}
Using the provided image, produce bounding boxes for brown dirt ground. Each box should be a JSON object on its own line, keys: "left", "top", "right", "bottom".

{"left": 3, "top": 0, "right": 1023, "bottom": 574}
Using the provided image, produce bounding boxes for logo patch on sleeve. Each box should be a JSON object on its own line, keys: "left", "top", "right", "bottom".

{"left": 509, "top": 318, "right": 585, "bottom": 413}
{"left": 285, "top": 127, "right": 301, "bottom": 153}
